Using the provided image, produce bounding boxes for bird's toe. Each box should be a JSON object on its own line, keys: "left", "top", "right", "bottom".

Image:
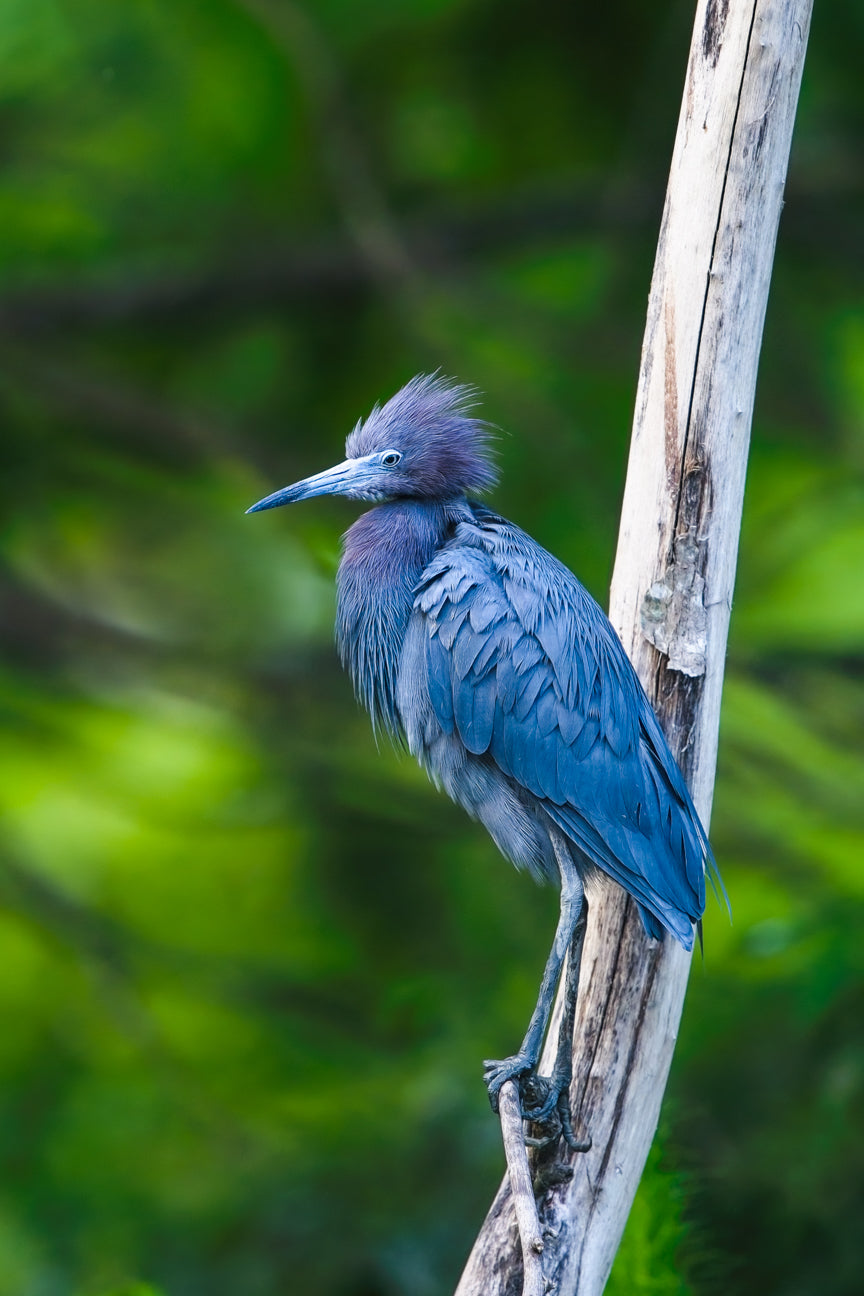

{"left": 483, "top": 1061, "right": 591, "bottom": 1153}
{"left": 522, "top": 1073, "right": 592, "bottom": 1154}
{"left": 482, "top": 1053, "right": 535, "bottom": 1111}
{"left": 553, "top": 1086, "right": 591, "bottom": 1152}
{"left": 519, "top": 1080, "right": 557, "bottom": 1124}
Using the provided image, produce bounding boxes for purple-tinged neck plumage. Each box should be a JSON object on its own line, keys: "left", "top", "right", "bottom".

{"left": 336, "top": 498, "right": 468, "bottom": 733}
{"left": 345, "top": 373, "right": 497, "bottom": 500}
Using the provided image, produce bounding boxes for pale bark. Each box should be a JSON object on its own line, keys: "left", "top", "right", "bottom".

{"left": 498, "top": 1080, "right": 546, "bottom": 1296}
{"left": 455, "top": 1, "right": 812, "bottom": 1292}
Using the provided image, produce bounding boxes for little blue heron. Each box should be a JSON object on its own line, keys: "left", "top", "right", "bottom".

{"left": 247, "top": 374, "right": 719, "bottom": 1147}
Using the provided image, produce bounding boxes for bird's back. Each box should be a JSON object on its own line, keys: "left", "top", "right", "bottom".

{"left": 397, "top": 502, "right": 718, "bottom": 950}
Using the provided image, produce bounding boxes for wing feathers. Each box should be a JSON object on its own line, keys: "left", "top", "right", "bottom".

{"left": 402, "top": 506, "right": 713, "bottom": 944}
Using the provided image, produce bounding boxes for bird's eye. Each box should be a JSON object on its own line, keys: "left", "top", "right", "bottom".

{"left": 382, "top": 451, "right": 402, "bottom": 467}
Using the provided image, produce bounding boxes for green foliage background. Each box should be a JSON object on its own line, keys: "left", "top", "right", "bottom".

{"left": 0, "top": 1, "right": 862, "bottom": 1293}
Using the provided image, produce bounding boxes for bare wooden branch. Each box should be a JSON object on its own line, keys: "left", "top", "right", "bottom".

{"left": 498, "top": 1081, "right": 546, "bottom": 1296}
{"left": 456, "top": 1, "right": 812, "bottom": 1292}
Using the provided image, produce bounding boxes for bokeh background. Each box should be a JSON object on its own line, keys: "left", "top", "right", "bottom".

{"left": 1, "top": 1, "right": 862, "bottom": 1293}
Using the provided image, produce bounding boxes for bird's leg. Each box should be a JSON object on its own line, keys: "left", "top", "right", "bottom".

{"left": 522, "top": 896, "right": 591, "bottom": 1152}
{"left": 483, "top": 832, "right": 583, "bottom": 1115}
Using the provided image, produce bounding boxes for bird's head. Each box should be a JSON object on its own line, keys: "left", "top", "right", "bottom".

{"left": 246, "top": 374, "right": 497, "bottom": 513}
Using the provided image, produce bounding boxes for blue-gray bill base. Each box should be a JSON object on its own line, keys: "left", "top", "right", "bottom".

{"left": 247, "top": 374, "right": 722, "bottom": 1148}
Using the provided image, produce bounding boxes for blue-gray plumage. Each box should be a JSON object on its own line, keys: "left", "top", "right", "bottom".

{"left": 247, "top": 374, "right": 720, "bottom": 1145}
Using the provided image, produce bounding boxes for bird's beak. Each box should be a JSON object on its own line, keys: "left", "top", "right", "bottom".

{"left": 246, "top": 456, "right": 378, "bottom": 513}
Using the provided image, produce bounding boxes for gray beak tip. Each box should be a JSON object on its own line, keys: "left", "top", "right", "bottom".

{"left": 245, "top": 487, "right": 292, "bottom": 514}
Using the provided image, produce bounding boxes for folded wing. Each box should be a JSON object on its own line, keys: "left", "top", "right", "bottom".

{"left": 404, "top": 505, "right": 718, "bottom": 949}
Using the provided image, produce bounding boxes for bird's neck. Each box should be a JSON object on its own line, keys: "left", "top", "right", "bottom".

{"left": 336, "top": 498, "right": 465, "bottom": 733}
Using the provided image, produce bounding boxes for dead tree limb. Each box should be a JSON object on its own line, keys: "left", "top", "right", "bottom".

{"left": 455, "top": 1, "right": 813, "bottom": 1292}
{"left": 498, "top": 1080, "right": 546, "bottom": 1296}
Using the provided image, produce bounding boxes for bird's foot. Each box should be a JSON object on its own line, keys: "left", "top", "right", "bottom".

{"left": 521, "top": 1072, "right": 592, "bottom": 1154}
{"left": 484, "top": 1059, "right": 591, "bottom": 1153}
{"left": 483, "top": 1052, "right": 536, "bottom": 1113}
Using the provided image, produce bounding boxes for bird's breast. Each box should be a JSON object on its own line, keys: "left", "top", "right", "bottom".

{"left": 335, "top": 500, "right": 459, "bottom": 733}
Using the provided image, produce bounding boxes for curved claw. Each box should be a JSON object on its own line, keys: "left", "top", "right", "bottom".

{"left": 520, "top": 1077, "right": 558, "bottom": 1124}
{"left": 483, "top": 1059, "right": 592, "bottom": 1154}
{"left": 522, "top": 1074, "right": 592, "bottom": 1154}
{"left": 557, "top": 1089, "right": 592, "bottom": 1153}
{"left": 483, "top": 1053, "right": 535, "bottom": 1112}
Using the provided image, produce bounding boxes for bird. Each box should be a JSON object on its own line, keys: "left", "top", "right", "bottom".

{"left": 247, "top": 373, "right": 720, "bottom": 1147}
